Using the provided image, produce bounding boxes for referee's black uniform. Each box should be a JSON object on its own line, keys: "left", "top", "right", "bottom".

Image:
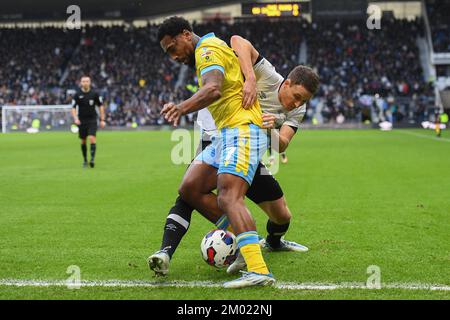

{"left": 72, "top": 89, "right": 103, "bottom": 167}
{"left": 72, "top": 89, "right": 103, "bottom": 139}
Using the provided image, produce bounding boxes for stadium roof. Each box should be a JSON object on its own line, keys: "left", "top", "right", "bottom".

{"left": 0, "top": 0, "right": 250, "bottom": 21}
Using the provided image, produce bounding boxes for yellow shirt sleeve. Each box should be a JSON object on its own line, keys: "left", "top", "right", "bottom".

{"left": 196, "top": 45, "right": 226, "bottom": 77}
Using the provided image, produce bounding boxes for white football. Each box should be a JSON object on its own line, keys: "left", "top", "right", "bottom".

{"left": 200, "top": 229, "right": 237, "bottom": 268}
{"left": 71, "top": 125, "right": 79, "bottom": 133}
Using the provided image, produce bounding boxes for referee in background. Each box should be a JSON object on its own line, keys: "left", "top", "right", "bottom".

{"left": 71, "top": 76, "right": 106, "bottom": 168}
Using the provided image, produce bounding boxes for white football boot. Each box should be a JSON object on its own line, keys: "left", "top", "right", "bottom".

{"left": 223, "top": 271, "right": 275, "bottom": 289}
{"left": 260, "top": 237, "right": 309, "bottom": 252}
{"left": 147, "top": 250, "right": 170, "bottom": 276}
{"left": 227, "top": 238, "right": 308, "bottom": 274}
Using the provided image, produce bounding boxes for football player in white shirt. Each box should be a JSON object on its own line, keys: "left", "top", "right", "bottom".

{"left": 148, "top": 35, "right": 319, "bottom": 277}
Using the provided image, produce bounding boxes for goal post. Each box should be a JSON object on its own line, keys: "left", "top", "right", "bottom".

{"left": 1, "top": 105, "right": 73, "bottom": 133}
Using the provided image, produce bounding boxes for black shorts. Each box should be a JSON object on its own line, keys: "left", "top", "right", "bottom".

{"left": 78, "top": 120, "right": 97, "bottom": 139}
{"left": 199, "top": 139, "right": 284, "bottom": 204}
{"left": 246, "top": 162, "right": 284, "bottom": 204}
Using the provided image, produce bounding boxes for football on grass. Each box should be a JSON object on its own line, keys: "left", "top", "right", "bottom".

{"left": 200, "top": 229, "right": 237, "bottom": 268}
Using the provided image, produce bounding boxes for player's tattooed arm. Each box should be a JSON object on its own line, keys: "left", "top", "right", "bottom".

{"left": 230, "top": 35, "right": 259, "bottom": 109}
{"left": 161, "top": 69, "right": 224, "bottom": 126}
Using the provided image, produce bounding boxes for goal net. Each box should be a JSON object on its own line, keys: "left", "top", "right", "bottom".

{"left": 1, "top": 105, "right": 73, "bottom": 133}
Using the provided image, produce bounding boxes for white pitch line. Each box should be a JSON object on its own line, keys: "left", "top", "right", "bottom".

{"left": 0, "top": 279, "right": 449, "bottom": 291}
{"left": 395, "top": 130, "right": 450, "bottom": 143}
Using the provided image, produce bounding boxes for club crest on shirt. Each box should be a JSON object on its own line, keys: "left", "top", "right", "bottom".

{"left": 200, "top": 47, "right": 215, "bottom": 62}
{"left": 201, "top": 51, "right": 212, "bottom": 59}
{"left": 89, "top": 99, "right": 94, "bottom": 106}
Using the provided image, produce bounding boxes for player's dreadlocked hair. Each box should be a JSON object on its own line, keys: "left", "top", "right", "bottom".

{"left": 157, "top": 16, "right": 193, "bottom": 42}
{"left": 287, "top": 65, "right": 320, "bottom": 95}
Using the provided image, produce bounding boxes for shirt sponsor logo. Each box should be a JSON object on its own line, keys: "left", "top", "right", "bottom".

{"left": 259, "top": 91, "right": 267, "bottom": 100}
{"left": 201, "top": 51, "right": 212, "bottom": 57}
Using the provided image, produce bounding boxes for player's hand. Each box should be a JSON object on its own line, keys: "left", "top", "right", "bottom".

{"left": 262, "top": 113, "right": 276, "bottom": 129}
{"left": 100, "top": 120, "right": 106, "bottom": 129}
{"left": 74, "top": 119, "right": 81, "bottom": 126}
{"left": 242, "top": 77, "right": 257, "bottom": 109}
{"left": 161, "top": 102, "right": 182, "bottom": 127}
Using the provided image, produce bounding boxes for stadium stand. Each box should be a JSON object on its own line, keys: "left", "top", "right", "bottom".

{"left": 61, "top": 25, "right": 192, "bottom": 126}
{"left": 0, "top": 27, "right": 79, "bottom": 106}
{"left": 0, "top": 17, "right": 436, "bottom": 127}
{"left": 426, "top": 0, "right": 450, "bottom": 53}
{"left": 305, "top": 18, "right": 434, "bottom": 123}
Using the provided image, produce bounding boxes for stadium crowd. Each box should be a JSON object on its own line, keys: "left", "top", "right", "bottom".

{"left": 0, "top": 27, "right": 79, "bottom": 106}
{"left": 0, "top": 17, "right": 437, "bottom": 128}
{"left": 426, "top": 0, "right": 450, "bottom": 53}
{"left": 306, "top": 18, "right": 434, "bottom": 124}
{"left": 61, "top": 25, "right": 193, "bottom": 126}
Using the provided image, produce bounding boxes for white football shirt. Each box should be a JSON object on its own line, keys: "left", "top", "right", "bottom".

{"left": 196, "top": 57, "right": 306, "bottom": 141}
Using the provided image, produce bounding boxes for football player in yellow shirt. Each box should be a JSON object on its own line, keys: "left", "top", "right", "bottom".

{"left": 158, "top": 16, "right": 274, "bottom": 288}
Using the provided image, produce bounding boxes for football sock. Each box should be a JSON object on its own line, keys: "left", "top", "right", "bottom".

{"left": 266, "top": 220, "right": 290, "bottom": 248}
{"left": 237, "top": 231, "right": 269, "bottom": 275}
{"left": 215, "top": 215, "right": 234, "bottom": 233}
{"left": 160, "top": 196, "right": 193, "bottom": 258}
{"left": 90, "top": 143, "right": 96, "bottom": 161}
{"left": 81, "top": 144, "right": 87, "bottom": 162}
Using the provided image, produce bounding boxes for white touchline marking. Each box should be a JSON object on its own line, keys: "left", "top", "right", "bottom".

{"left": 395, "top": 130, "right": 450, "bottom": 143}
{"left": 0, "top": 279, "right": 449, "bottom": 291}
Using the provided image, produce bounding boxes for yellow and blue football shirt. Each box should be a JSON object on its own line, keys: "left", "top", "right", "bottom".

{"left": 195, "top": 33, "right": 262, "bottom": 130}
{"left": 194, "top": 33, "right": 267, "bottom": 185}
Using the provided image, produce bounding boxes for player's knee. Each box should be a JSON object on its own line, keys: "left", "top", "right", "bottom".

{"left": 217, "top": 189, "right": 238, "bottom": 213}
{"left": 272, "top": 210, "right": 291, "bottom": 225}
{"left": 271, "top": 198, "right": 292, "bottom": 224}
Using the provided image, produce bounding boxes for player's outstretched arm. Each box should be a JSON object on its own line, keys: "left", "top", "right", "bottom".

{"left": 160, "top": 69, "right": 224, "bottom": 126}
{"left": 271, "top": 124, "right": 297, "bottom": 153}
{"left": 230, "top": 35, "right": 259, "bottom": 109}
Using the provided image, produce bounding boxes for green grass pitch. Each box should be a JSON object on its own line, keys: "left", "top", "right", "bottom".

{"left": 0, "top": 129, "right": 449, "bottom": 300}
